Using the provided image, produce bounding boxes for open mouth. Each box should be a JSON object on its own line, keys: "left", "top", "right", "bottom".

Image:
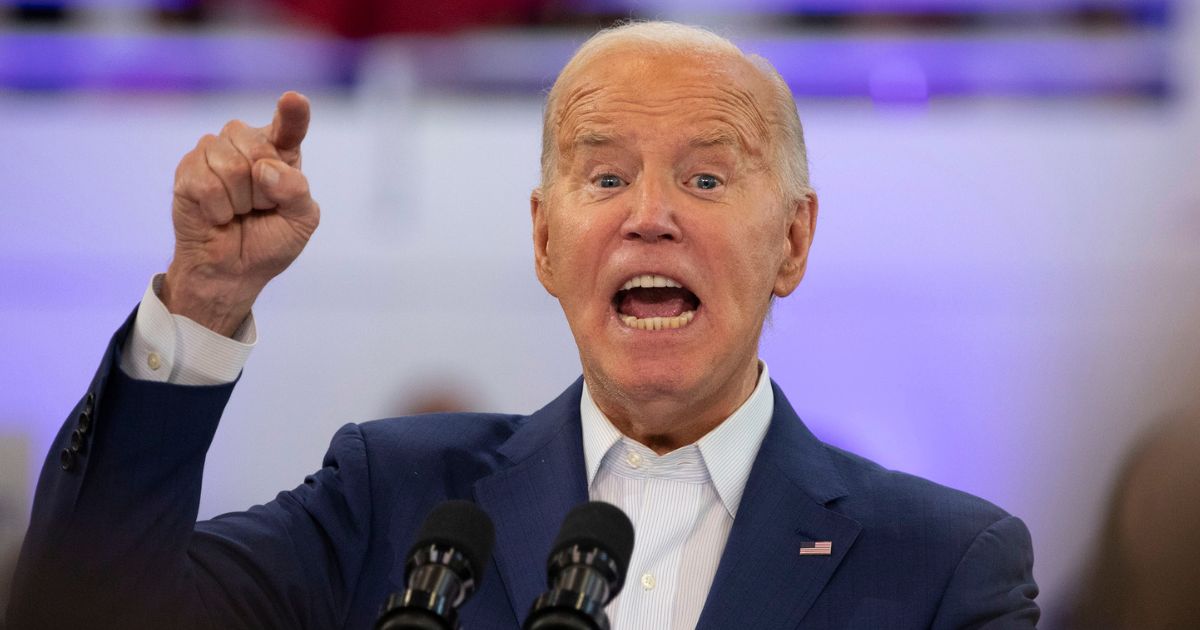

{"left": 612, "top": 274, "right": 701, "bottom": 331}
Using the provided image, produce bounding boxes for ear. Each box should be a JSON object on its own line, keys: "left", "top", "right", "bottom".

{"left": 773, "top": 191, "right": 819, "bottom": 298}
{"left": 531, "top": 188, "right": 558, "bottom": 297}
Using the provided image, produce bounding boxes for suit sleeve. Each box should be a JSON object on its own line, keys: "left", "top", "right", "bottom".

{"left": 930, "top": 514, "right": 1040, "bottom": 630}
{"left": 7, "top": 313, "right": 374, "bottom": 630}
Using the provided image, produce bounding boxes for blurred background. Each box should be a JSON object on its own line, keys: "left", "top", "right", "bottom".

{"left": 1, "top": 0, "right": 1198, "bottom": 625}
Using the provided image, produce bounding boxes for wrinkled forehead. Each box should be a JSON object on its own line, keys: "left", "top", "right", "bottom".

{"left": 551, "top": 49, "right": 775, "bottom": 160}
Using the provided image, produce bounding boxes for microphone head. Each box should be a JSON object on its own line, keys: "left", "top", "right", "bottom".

{"left": 408, "top": 500, "right": 496, "bottom": 584}
{"left": 550, "top": 501, "right": 635, "bottom": 592}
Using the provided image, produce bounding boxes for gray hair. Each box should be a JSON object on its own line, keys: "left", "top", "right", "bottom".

{"left": 539, "top": 21, "right": 813, "bottom": 205}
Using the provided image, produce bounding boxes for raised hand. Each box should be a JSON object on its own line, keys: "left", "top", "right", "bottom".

{"left": 163, "top": 91, "right": 320, "bottom": 336}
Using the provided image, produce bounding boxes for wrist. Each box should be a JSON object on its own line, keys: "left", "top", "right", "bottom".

{"left": 161, "top": 267, "right": 261, "bottom": 338}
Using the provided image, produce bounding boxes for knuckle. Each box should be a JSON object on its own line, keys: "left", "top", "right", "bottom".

{"left": 174, "top": 158, "right": 192, "bottom": 181}
{"left": 247, "top": 142, "right": 278, "bottom": 162}
{"left": 232, "top": 159, "right": 253, "bottom": 181}
{"left": 193, "top": 175, "right": 225, "bottom": 201}
{"left": 215, "top": 154, "right": 251, "bottom": 181}
{"left": 292, "top": 175, "right": 311, "bottom": 198}
{"left": 175, "top": 149, "right": 208, "bottom": 185}
{"left": 220, "top": 119, "right": 247, "bottom": 136}
{"left": 196, "top": 133, "right": 218, "bottom": 149}
{"left": 182, "top": 136, "right": 215, "bottom": 168}
{"left": 280, "top": 147, "right": 302, "bottom": 164}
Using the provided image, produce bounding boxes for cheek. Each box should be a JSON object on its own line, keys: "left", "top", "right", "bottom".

{"left": 548, "top": 213, "right": 608, "bottom": 295}
{"left": 711, "top": 225, "right": 785, "bottom": 295}
{"left": 749, "top": 217, "right": 790, "bottom": 275}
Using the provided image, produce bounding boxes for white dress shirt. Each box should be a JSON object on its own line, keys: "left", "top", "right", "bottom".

{"left": 581, "top": 367, "right": 774, "bottom": 629}
{"left": 122, "top": 275, "right": 775, "bottom": 629}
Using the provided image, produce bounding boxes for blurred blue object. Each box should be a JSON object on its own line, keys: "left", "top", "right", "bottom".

{"left": 0, "top": 29, "right": 1172, "bottom": 98}
{"left": 0, "top": 0, "right": 1175, "bottom": 97}
{"left": 0, "top": 32, "right": 361, "bottom": 91}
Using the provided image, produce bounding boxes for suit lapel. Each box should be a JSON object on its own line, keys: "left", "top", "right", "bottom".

{"left": 473, "top": 379, "right": 589, "bottom": 626}
{"left": 696, "top": 382, "right": 862, "bottom": 630}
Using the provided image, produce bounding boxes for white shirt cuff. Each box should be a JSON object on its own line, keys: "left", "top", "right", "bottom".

{"left": 118, "top": 274, "right": 256, "bottom": 385}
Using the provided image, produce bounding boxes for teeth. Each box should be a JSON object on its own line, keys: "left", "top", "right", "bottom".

{"left": 620, "top": 274, "right": 683, "bottom": 291}
{"left": 619, "top": 310, "right": 696, "bottom": 331}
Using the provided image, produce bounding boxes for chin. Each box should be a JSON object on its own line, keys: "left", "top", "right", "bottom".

{"left": 596, "top": 356, "right": 706, "bottom": 402}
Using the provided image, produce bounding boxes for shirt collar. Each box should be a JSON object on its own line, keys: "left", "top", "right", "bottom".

{"left": 580, "top": 362, "right": 775, "bottom": 518}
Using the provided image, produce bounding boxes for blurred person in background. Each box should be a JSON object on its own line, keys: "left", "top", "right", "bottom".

{"left": 6, "top": 21, "right": 1038, "bottom": 629}
{"left": 1058, "top": 411, "right": 1200, "bottom": 629}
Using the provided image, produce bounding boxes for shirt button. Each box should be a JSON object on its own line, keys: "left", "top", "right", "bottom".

{"left": 640, "top": 572, "right": 656, "bottom": 590}
{"left": 626, "top": 451, "right": 643, "bottom": 468}
{"left": 147, "top": 352, "right": 162, "bottom": 371}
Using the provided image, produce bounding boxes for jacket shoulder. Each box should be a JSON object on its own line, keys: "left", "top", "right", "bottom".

{"left": 350, "top": 412, "right": 527, "bottom": 487}
{"left": 813, "top": 443, "right": 1039, "bottom": 626}
{"left": 821, "top": 442, "right": 1012, "bottom": 537}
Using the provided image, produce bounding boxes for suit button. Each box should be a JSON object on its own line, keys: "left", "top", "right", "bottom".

{"left": 59, "top": 448, "right": 76, "bottom": 471}
{"left": 85, "top": 392, "right": 95, "bottom": 414}
{"left": 77, "top": 410, "right": 92, "bottom": 434}
{"left": 70, "top": 429, "right": 87, "bottom": 453}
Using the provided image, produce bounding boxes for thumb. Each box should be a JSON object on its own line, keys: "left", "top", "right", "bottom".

{"left": 255, "top": 159, "right": 314, "bottom": 219}
{"left": 267, "top": 91, "right": 310, "bottom": 157}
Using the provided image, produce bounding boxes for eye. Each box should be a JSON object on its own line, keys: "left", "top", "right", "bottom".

{"left": 689, "top": 174, "right": 722, "bottom": 190}
{"left": 596, "top": 174, "right": 624, "bottom": 189}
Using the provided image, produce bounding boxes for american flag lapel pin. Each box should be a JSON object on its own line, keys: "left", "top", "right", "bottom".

{"left": 799, "top": 541, "right": 832, "bottom": 556}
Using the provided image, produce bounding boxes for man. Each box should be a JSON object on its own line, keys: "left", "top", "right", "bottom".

{"left": 8, "top": 22, "right": 1039, "bottom": 629}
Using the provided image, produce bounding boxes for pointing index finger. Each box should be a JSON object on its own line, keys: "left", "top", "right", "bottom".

{"left": 267, "top": 91, "right": 310, "bottom": 156}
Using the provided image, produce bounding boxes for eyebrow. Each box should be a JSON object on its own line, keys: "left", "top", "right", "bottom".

{"left": 688, "top": 127, "right": 741, "bottom": 149}
{"left": 572, "top": 129, "right": 620, "bottom": 148}
{"left": 568, "top": 127, "right": 742, "bottom": 150}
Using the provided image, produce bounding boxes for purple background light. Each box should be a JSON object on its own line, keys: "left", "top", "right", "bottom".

{"left": 0, "top": 30, "right": 1171, "bottom": 97}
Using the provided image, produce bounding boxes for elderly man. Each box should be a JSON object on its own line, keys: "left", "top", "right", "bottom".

{"left": 9, "top": 22, "right": 1038, "bottom": 629}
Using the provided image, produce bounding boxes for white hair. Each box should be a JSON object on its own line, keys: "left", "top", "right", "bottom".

{"left": 539, "top": 21, "right": 813, "bottom": 205}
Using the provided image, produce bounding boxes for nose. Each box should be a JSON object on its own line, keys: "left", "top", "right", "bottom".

{"left": 621, "top": 177, "right": 682, "bottom": 243}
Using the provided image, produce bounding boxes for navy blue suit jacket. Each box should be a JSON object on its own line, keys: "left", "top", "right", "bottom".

{"left": 9, "top": 315, "right": 1038, "bottom": 629}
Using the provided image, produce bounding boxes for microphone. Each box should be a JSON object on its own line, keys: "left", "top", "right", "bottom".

{"left": 376, "top": 500, "right": 496, "bottom": 630}
{"left": 524, "top": 501, "right": 635, "bottom": 630}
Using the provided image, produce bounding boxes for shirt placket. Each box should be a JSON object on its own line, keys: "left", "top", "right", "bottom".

{"left": 612, "top": 443, "right": 706, "bottom": 630}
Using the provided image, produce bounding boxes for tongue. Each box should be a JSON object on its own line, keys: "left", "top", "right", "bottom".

{"left": 618, "top": 287, "right": 693, "bottom": 319}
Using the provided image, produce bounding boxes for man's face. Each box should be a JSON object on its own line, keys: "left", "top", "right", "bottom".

{"left": 532, "top": 48, "right": 816, "bottom": 418}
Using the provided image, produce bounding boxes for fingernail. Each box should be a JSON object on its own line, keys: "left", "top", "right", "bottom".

{"left": 259, "top": 162, "right": 280, "bottom": 187}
